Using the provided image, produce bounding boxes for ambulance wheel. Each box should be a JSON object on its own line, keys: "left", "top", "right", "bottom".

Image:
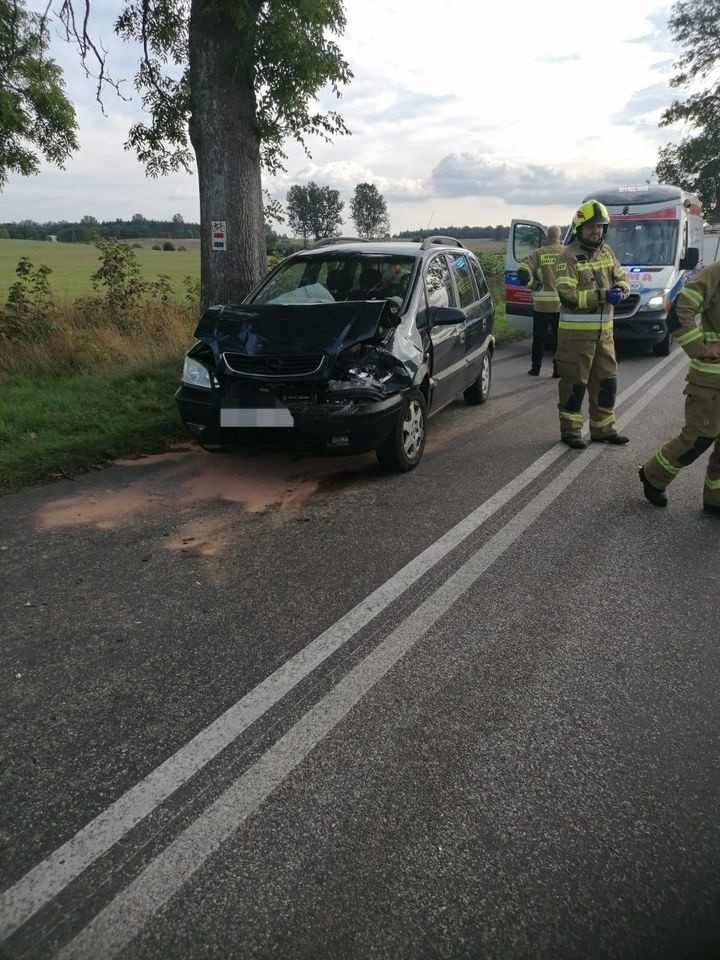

{"left": 652, "top": 331, "right": 671, "bottom": 357}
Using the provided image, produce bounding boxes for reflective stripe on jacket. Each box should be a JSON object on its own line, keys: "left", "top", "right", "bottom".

{"left": 668, "top": 260, "right": 720, "bottom": 389}
{"left": 517, "top": 241, "right": 563, "bottom": 313}
{"left": 555, "top": 239, "right": 629, "bottom": 337}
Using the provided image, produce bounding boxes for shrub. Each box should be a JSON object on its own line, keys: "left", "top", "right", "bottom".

{"left": 162, "top": 240, "right": 175, "bottom": 251}
{"left": 152, "top": 243, "right": 161, "bottom": 250}
{"left": 475, "top": 252, "right": 505, "bottom": 299}
{"left": 0, "top": 257, "right": 59, "bottom": 342}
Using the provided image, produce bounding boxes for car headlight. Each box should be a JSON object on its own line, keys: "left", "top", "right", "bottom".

{"left": 182, "top": 356, "right": 212, "bottom": 390}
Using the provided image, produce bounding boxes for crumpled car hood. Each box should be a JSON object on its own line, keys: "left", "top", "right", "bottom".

{"left": 195, "top": 301, "right": 397, "bottom": 358}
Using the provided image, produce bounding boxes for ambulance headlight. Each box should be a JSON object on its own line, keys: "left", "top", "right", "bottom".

{"left": 646, "top": 290, "right": 665, "bottom": 310}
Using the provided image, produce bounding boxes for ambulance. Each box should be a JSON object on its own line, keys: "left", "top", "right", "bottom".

{"left": 505, "top": 184, "right": 703, "bottom": 355}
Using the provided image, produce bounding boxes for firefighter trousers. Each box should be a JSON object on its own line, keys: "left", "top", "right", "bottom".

{"left": 641, "top": 383, "right": 720, "bottom": 506}
{"left": 554, "top": 333, "right": 618, "bottom": 440}
{"left": 530, "top": 311, "right": 559, "bottom": 372}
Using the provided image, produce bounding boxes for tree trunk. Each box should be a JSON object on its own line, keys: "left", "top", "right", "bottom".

{"left": 189, "top": 0, "right": 265, "bottom": 311}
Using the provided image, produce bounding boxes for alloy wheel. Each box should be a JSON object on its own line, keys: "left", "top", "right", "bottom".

{"left": 402, "top": 400, "right": 425, "bottom": 460}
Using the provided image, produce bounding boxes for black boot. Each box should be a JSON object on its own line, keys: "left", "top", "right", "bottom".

{"left": 592, "top": 434, "right": 630, "bottom": 445}
{"left": 528, "top": 367, "right": 540, "bottom": 376}
{"left": 639, "top": 467, "right": 668, "bottom": 507}
{"left": 703, "top": 503, "right": 720, "bottom": 516}
{"left": 562, "top": 436, "right": 587, "bottom": 449}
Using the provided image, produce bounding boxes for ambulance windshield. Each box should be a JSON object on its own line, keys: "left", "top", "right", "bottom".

{"left": 606, "top": 219, "right": 679, "bottom": 266}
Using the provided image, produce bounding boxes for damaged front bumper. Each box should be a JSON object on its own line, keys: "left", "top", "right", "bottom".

{"left": 176, "top": 379, "right": 405, "bottom": 453}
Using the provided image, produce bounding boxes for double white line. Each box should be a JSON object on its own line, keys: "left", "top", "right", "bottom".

{"left": 1, "top": 351, "right": 685, "bottom": 956}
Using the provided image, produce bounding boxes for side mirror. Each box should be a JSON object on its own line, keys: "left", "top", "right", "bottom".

{"left": 429, "top": 305, "right": 466, "bottom": 326}
{"left": 680, "top": 247, "right": 699, "bottom": 271}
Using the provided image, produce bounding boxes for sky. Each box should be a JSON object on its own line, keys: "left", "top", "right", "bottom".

{"left": 2, "top": 0, "right": 687, "bottom": 233}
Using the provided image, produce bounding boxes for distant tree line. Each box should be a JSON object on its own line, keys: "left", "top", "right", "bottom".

{"left": 0, "top": 215, "right": 202, "bottom": 243}
{"left": 396, "top": 225, "right": 510, "bottom": 241}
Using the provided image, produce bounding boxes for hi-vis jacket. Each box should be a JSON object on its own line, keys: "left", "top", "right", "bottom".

{"left": 669, "top": 259, "right": 720, "bottom": 389}
{"left": 517, "top": 241, "right": 563, "bottom": 313}
{"left": 555, "top": 240, "right": 630, "bottom": 337}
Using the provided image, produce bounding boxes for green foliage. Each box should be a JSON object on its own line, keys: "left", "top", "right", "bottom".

{"left": 1, "top": 217, "right": 202, "bottom": 242}
{"left": 183, "top": 273, "right": 200, "bottom": 307}
{"left": 90, "top": 235, "right": 147, "bottom": 320}
{"left": 656, "top": 138, "right": 720, "bottom": 221}
{"left": 254, "top": 0, "right": 352, "bottom": 173}
{"left": 474, "top": 252, "right": 505, "bottom": 299}
{"left": 263, "top": 188, "right": 285, "bottom": 224}
{"left": 350, "top": 182, "right": 389, "bottom": 239}
{"left": 0, "top": 255, "right": 58, "bottom": 340}
{"left": 106, "top": 0, "right": 351, "bottom": 177}
{"left": 396, "top": 225, "right": 510, "bottom": 241}
{"left": 0, "top": 363, "right": 187, "bottom": 493}
{"left": 0, "top": 0, "right": 79, "bottom": 188}
{"left": 162, "top": 240, "right": 175, "bottom": 251}
{"left": 657, "top": 0, "right": 720, "bottom": 220}
{"left": 286, "top": 181, "right": 344, "bottom": 241}
{"left": 89, "top": 236, "right": 182, "bottom": 327}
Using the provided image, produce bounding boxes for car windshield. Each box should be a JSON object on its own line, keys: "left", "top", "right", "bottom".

{"left": 250, "top": 253, "right": 417, "bottom": 309}
{"left": 606, "top": 219, "right": 679, "bottom": 266}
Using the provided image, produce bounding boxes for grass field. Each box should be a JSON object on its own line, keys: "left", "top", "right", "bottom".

{"left": 461, "top": 238, "right": 506, "bottom": 254}
{"left": 0, "top": 239, "right": 201, "bottom": 301}
{"left": 0, "top": 237, "right": 506, "bottom": 302}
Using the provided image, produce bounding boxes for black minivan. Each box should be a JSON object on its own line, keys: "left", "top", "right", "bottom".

{"left": 176, "top": 236, "right": 495, "bottom": 471}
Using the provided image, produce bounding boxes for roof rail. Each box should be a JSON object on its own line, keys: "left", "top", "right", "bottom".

{"left": 303, "top": 236, "right": 371, "bottom": 251}
{"left": 420, "top": 235, "right": 464, "bottom": 250}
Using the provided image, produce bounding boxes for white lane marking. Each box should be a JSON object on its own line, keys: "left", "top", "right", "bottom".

{"left": 0, "top": 350, "right": 682, "bottom": 940}
{"left": 54, "top": 356, "right": 684, "bottom": 960}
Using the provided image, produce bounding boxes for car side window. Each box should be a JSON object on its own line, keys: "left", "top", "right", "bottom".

{"left": 468, "top": 256, "right": 490, "bottom": 299}
{"left": 448, "top": 253, "right": 477, "bottom": 309}
{"left": 424, "top": 255, "right": 457, "bottom": 309}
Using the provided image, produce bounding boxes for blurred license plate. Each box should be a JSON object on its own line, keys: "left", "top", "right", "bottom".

{"left": 220, "top": 407, "right": 294, "bottom": 428}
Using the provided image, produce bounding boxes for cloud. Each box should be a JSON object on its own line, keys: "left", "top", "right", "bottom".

{"left": 533, "top": 53, "right": 581, "bottom": 63}
{"left": 611, "top": 83, "right": 678, "bottom": 124}
{"left": 628, "top": 9, "right": 675, "bottom": 53}
{"left": 316, "top": 78, "right": 459, "bottom": 131}
{"left": 265, "top": 160, "right": 430, "bottom": 206}
{"left": 428, "top": 153, "right": 651, "bottom": 206}
{"left": 650, "top": 58, "right": 675, "bottom": 74}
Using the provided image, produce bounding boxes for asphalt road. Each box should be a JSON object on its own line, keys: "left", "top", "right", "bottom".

{"left": 2, "top": 341, "right": 719, "bottom": 960}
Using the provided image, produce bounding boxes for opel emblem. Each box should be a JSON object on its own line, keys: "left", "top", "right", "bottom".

{"left": 266, "top": 358, "right": 281, "bottom": 372}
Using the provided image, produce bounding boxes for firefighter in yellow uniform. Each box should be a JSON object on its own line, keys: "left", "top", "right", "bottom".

{"left": 554, "top": 199, "right": 630, "bottom": 449}
{"left": 639, "top": 259, "right": 720, "bottom": 513}
{"left": 517, "top": 225, "right": 562, "bottom": 377}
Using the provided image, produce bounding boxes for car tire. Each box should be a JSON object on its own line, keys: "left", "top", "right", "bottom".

{"left": 376, "top": 389, "right": 427, "bottom": 472}
{"left": 464, "top": 351, "right": 492, "bottom": 405}
{"left": 652, "top": 331, "right": 672, "bottom": 356}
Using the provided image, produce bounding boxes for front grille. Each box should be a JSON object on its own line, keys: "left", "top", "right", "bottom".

{"left": 223, "top": 353, "right": 324, "bottom": 377}
{"left": 614, "top": 295, "right": 640, "bottom": 319}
